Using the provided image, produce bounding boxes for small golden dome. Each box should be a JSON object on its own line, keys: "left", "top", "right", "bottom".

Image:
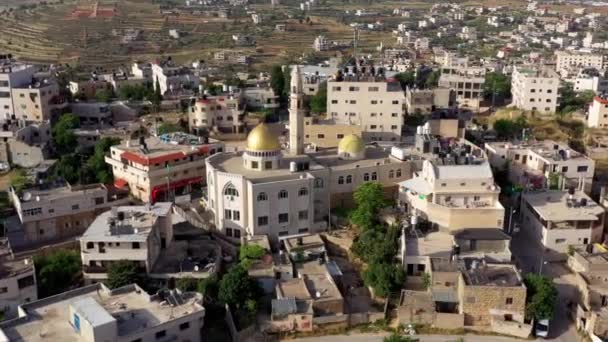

{"left": 246, "top": 123, "right": 281, "bottom": 151}
{"left": 338, "top": 134, "right": 365, "bottom": 155}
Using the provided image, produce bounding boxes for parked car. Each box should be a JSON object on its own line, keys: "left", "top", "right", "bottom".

{"left": 535, "top": 319, "right": 550, "bottom": 338}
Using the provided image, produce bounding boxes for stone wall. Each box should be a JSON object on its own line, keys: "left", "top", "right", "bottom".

{"left": 460, "top": 283, "right": 526, "bottom": 326}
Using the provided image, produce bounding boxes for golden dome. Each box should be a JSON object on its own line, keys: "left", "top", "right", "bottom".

{"left": 246, "top": 123, "right": 281, "bottom": 151}
{"left": 338, "top": 134, "right": 365, "bottom": 155}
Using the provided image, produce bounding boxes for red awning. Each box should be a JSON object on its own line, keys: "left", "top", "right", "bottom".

{"left": 114, "top": 178, "right": 128, "bottom": 188}
{"left": 150, "top": 176, "right": 203, "bottom": 202}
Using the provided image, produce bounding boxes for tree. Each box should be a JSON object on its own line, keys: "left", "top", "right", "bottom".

{"left": 10, "top": 169, "right": 32, "bottom": 193}
{"left": 425, "top": 70, "right": 441, "bottom": 88}
{"left": 107, "top": 260, "right": 140, "bottom": 289}
{"left": 52, "top": 113, "right": 80, "bottom": 154}
{"left": 198, "top": 275, "right": 220, "bottom": 303}
{"left": 351, "top": 225, "right": 400, "bottom": 264}
{"left": 309, "top": 82, "right": 327, "bottom": 114}
{"left": 524, "top": 274, "right": 558, "bottom": 320}
{"left": 157, "top": 122, "right": 185, "bottom": 135}
{"left": 363, "top": 262, "right": 405, "bottom": 298}
{"left": 95, "top": 88, "right": 113, "bottom": 103}
{"left": 176, "top": 277, "right": 199, "bottom": 292}
{"left": 559, "top": 84, "right": 594, "bottom": 115}
{"left": 34, "top": 249, "right": 81, "bottom": 298}
{"left": 350, "top": 182, "right": 386, "bottom": 229}
{"left": 270, "top": 65, "right": 285, "bottom": 100}
{"left": 394, "top": 71, "right": 415, "bottom": 90}
{"left": 383, "top": 334, "right": 417, "bottom": 342}
{"left": 484, "top": 72, "right": 511, "bottom": 100}
{"left": 152, "top": 77, "right": 163, "bottom": 111}
{"left": 240, "top": 244, "right": 266, "bottom": 269}
{"left": 86, "top": 137, "right": 120, "bottom": 184}
{"left": 219, "top": 264, "right": 261, "bottom": 309}
{"left": 493, "top": 117, "right": 527, "bottom": 140}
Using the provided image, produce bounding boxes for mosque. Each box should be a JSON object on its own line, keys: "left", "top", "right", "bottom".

{"left": 204, "top": 66, "right": 415, "bottom": 241}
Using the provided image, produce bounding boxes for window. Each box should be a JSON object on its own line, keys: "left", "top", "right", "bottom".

{"left": 337, "top": 134, "right": 344, "bottom": 139}
{"left": 474, "top": 196, "right": 480, "bottom": 201}
{"left": 278, "top": 231, "right": 289, "bottom": 237}
{"left": 317, "top": 134, "right": 325, "bottom": 139}
{"left": 561, "top": 166, "right": 568, "bottom": 172}
{"left": 72, "top": 204, "right": 79, "bottom": 210}
{"left": 577, "top": 165, "right": 589, "bottom": 173}
{"left": 234, "top": 229, "right": 241, "bottom": 239}
{"left": 506, "top": 297, "right": 513, "bottom": 305}
{"left": 314, "top": 178, "right": 324, "bottom": 188}
{"left": 258, "top": 216, "right": 269, "bottom": 226}
{"left": 298, "top": 228, "right": 309, "bottom": 234}
{"left": 370, "top": 125, "right": 377, "bottom": 129}
{"left": 251, "top": 161, "right": 259, "bottom": 169}
{"left": 392, "top": 113, "right": 398, "bottom": 117}
{"left": 346, "top": 175, "right": 353, "bottom": 183}
{"left": 278, "top": 213, "right": 289, "bottom": 223}
{"left": 86, "top": 242, "right": 94, "bottom": 249}
{"left": 298, "top": 187, "right": 308, "bottom": 196}
{"left": 258, "top": 192, "right": 268, "bottom": 201}
{"left": 155, "top": 330, "right": 166, "bottom": 339}
{"left": 338, "top": 176, "right": 344, "bottom": 184}
{"left": 0, "top": 287, "right": 7, "bottom": 294}
{"left": 371, "top": 100, "right": 378, "bottom": 104}
{"left": 17, "top": 275, "right": 35, "bottom": 289}
{"left": 298, "top": 210, "right": 308, "bottom": 220}
{"left": 396, "top": 169, "right": 402, "bottom": 177}
{"left": 349, "top": 86, "right": 359, "bottom": 91}
{"left": 224, "top": 209, "right": 232, "bottom": 220}
{"left": 369, "top": 86, "right": 379, "bottom": 92}
{"left": 332, "top": 86, "right": 341, "bottom": 91}
{"left": 226, "top": 228, "right": 233, "bottom": 237}
{"left": 224, "top": 184, "right": 239, "bottom": 197}
{"left": 391, "top": 125, "right": 398, "bottom": 130}
{"left": 389, "top": 170, "right": 394, "bottom": 178}
{"left": 392, "top": 100, "right": 399, "bottom": 104}
{"left": 555, "top": 238, "right": 566, "bottom": 244}
{"left": 371, "top": 172, "right": 377, "bottom": 181}
{"left": 132, "top": 242, "right": 140, "bottom": 249}
{"left": 265, "top": 161, "right": 272, "bottom": 169}
{"left": 278, "top": 190, "right": 288, "bottom": 199}
{"left": 94, "top": 197, "right": 104, "bottom": 205}
{"left": 233, "top": 210, "right": 240, "bottom": 221}
{"left": 179, "top": 322, "right": 190, "bottom": 330}
{"left": 364, "top": 173, "right": 370, "bottom": 181}
{"left": 331, "top": 100, "right": 338, "bottom": 104}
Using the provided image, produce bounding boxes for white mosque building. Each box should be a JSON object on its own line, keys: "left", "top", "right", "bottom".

{"left": 203, "top": 66, "right": 415, "bottom": 241}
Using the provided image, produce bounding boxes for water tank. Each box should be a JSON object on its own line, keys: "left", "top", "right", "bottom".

{"left": 222, "top": 84, "right": 228, "bottom": 92}
{"left": 289, "top": 161, "right": 297, "bottom": 172}
{"left": 416, "top": 126, "right": 423, "bottom": 135}
{"left": 423, "top": 122, "right": 431, "bottom": 133}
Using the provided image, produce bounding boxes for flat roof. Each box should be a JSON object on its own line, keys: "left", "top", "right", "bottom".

{"left": 462, "top": 262, "right": 522, "bottom": 287}
{"left": 71, "top": 297, "right": 115, "bottom": 327}
{"left": 278, "top": 278, "right": 311, "bottom": 300}
{"left": 17, "top": 183, "right": 106, "bottom": 203}
{"left": 523, "top": 191, "right": 604, "bottom": 221}
{"left": 434, "top": 163, "right": 493, "bottom": 180}
{"left": 455, "top": 228, "right": 511, "bottom": 241}
{"left": 0, "top": 284, "right": 204, "bottom": 341}
{"left": 114, "top": 135, "right": 222, "bottom": 166}
{"left": 486, "top": 140, "right": 590, "bottom": 162}
{"left": 151, "top": 239, "right": 220, "bottom": 277}
{"left": 284, "top": 234, "right": 325, "bottom": 253}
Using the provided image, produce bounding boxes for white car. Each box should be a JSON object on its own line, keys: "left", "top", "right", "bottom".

{"left": 535, "top": 319, "right": 549, "bottom": 338}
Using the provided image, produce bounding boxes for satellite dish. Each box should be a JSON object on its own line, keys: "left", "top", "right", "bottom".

{"left": 22, "top": 192, "right": 32, "bottom": 201}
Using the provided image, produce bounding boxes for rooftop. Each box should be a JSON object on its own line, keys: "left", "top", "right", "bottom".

{"left": 81, "top": 203, "right": 172, "bottom": 242}
{"left": 0, "top": 283, "right": 204, "bottom": 341}
{"left": 462, "top": 261, "right": 522, "bottom": 287}
{"left": 0, "top": 240, "right": 34, "bottom": 279}
{"left": 277, "top": 278, "right": 312, "bottom": 300}
{"left": 523, "top": 190, "right": 604, "bottom": 221}
{"left": 486, "top": 140, "right": 590, "bottom": 162}
{"left": 284, "top": 234, "right": 325, "bottom": 254}
{"left": 15, "top": 183, "right": 107, "bottom": 202}
{"left": 514, "top": 65, "right": 559, "bottom": 78}
{"left": 151, "top": 239, "right": 220, "bottom": 277}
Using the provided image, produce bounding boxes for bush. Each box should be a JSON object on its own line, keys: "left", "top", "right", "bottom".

{"left": 107, "top": 260, "right": 140, "bottom": 289}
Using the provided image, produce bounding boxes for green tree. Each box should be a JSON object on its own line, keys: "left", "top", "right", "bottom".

{"left": 363, "top": 262, "right": 405, "bottom": 298}
{"left": 524, "top": 274, "right": 558, "bottom": 320}
{"left": 493, "top": 117, "right": 527, "bottom": 140}
{"left": 270, "top": 65, "right": 286, "bottom": 100}
{"left": 484, "top": 72, "right": 511, "bottom": 99}
{"left": 152, "top": 77, "right": 163, "bottom": 111}
{"left": 219, "top": 264, "right": 261, "bottom": 309}
{"left": 351, "top": 225, "right": 400, "bottom": 264}
{"left": 198, "top": 275, "right": 220, "bottom": 303}
{"left": 394, "top": 71, "right": 415, "bottom": 90}
{"left": 350, "top": 182, "right": 386, "bottom": 229}
{"left": 86, "top": 137, "right": 120, "bottom": 184}
{"left": 52, "top": 153, "right": 85, "bottom": 184}
{"left": 52, "top": 113, "right": 80, "bottom": 154}
{"left": 157, "top": 122, "right": 185, "bottom": 135}
{"left": 176, "top": 277, "right": 199, "bottom": 292}
{"left": 559, "top": 84, "right": 594, "bottom": 115}
{"left": 107, "top": 260, "right": 140, "bottom": 289}
{"left": 95, "top": 88, "right": 113, "bottom": 103}
{"left": 310, "top": 82, "right": 327, "bottom": 114}
{"left": 425, "top": 70, "right": 441, "bottom": 88}
{"left": 34, "top": 249, "right": 81, "bottom": 298}
{"left": 10, "top": 169, "right": 32, "bottom": 193}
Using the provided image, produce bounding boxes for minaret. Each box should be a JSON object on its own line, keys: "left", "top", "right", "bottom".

{"left": 289, "top": 66, "right": 305, "bottom": 155}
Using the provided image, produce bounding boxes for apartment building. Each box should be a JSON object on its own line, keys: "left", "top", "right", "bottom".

{"left": 556, "top": 50, "right": 606, "bottom": 74}
{"left": 188, "top": 94, "right": 245, "bottom": 135}
{"left": 327, "top": 70, "right": 405, "bottom": 142}
{"left": 303, "top": 117, "right": 362, "bottom": 148}
{"left": 0, "top": 122, "right": 52, "bottom": 168}
{"left": 11, "top": 80, "right": 67, "bottom": 123}
{"left": 485, "top": 140, "right": 595, "bottom": 193}
{"left": 521, "top": 190, "right": 605, "bottom": 254}
{"left": 399, "top": 137, "right": 504, "bottom": 232}
{"left": 0, "top": 283, "right": 205, "bottom": 342}
{"left": 68, "top": 80, "right": 112, "bottom": 101}
{"left": 405, "top": 87, "right": 456, "bottom": 114}
{"left": 241, "top": 87, "right": 280, "bottom": 111}
{"left": 588, "top": 96, "right": 608, "bottom": 128}
{"left": 9, "top": 183, "right": 129, "bottom": 245}
{"left": 0, "top": 58, "right": 36, "bottom": 121}
{"left": 151, "top": 61, "right": 200, "bottom": 97}
{"left": 438, "top": 66, "right": 485, "bottom": 111}
{"left": 105, "top": 133, "right": 224, "bottom": 202}
{"left": 0, "top": 241, "right": 37, "bottom": 319}
{"left": 511, "top": 66, "right": 560, "bottom": 113}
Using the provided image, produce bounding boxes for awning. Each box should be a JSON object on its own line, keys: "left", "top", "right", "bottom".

{"left": 399, "top": 177, "right": 432, "bottom": 195}
{"left": 114, "top": 178, "right": 128, "bottom": 188}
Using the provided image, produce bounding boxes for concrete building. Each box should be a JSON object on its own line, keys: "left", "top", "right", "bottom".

{"left": 0, "top": 122, "right": 52, "bottom": 168}
{"left": 9, "top": 183, "right": 129, "bottom": 245}
{"left": 588, "top": 96, "right": 608, "bottom": 128}
{"left": 0, "top": 58, "right": 36, "bottom": 121}
{"left": 106, "top": 133, "right": 224, "bottom": 202}
{"left": 511, "top": 66, "right": 560, "bottom": 113}
{"left": 405, "top": 87, "right": 456, "bottom": 114}
{"left": 521, "top": 190, "right": 605, "bottom": 254}
{"left": 438, "top": 66, "right": 485, "bottom": 111}
{"left": 68, "top": 79, "right": 112, "bottom": 101}
{"left": 327, "top": 69, "right": 405, "bottom": 142}
{"left": 188, "top": 94, "right": 245, "bottom": 135}
{"left": 556, "top": 50, "right": 606, "bottom": 74}
{"left": 0, "top": 283, "right": 205, "bottom": 342}
{"left": 485, "top": 140, "right": 595, "bottom": 193}
{"left": 204, "top": 69, "right": 413, "bottom": 241}
{"left": 303, "top": 117, "right": 362, "bottom": 148}
{"left": 70, "top": 102, "right": 113, "bottom": 126}
{"left": 151, "top": 61, "right": 200, "bottom": 97}
{"left": 11, "top": 80, "right": 66, "bottom": 123}
{"left": 0, "top": 241, "right": 37, "bottom": 319}
{"left": 241, "top": 87, "right": 280, "bottom": 111}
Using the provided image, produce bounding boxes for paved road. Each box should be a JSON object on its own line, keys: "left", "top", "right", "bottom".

{"left": 290, "top": 333, "right": 535, "bottom": 342}
{"left": 509, "top": 228, "right": 581, "bottom": 342}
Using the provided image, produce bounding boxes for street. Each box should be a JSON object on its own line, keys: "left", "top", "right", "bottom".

{"left": 290, "top": 333, "right": 540, "bottom": 342}
{"left": 509, "top": 226, "right": 581, "bottom": 342}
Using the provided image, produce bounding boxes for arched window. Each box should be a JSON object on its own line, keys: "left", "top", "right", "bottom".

{"left": 371, "top": 172, "right": 377, "bottom": 181}
{"left": 346, "top": 175, "right": 353, "bottom": 183}
{"left": 224, "top": 183, "right": 239, "bottom": 197}
{"left": 258, "top": 192, "right": 268, "bottom": 201}
{"left": 314, "top": 178, "right": 324, "bottom": 188}
{"left": 363, "top": 173, "right": 370, "bottom": 181}
{"left": 278, "top": 190, "right": 289, "bottom": 199}
{"left": 396, "top": 169, "right": 402, "bottom": 177}
{"left": 299, "top": 187, "right": 308, "bottom": 196}
{"left": 389, "top": 170, "right": 394, "bottom": 179}
{"left": 338, "top": 176, "right": 344, "bottom": 184}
